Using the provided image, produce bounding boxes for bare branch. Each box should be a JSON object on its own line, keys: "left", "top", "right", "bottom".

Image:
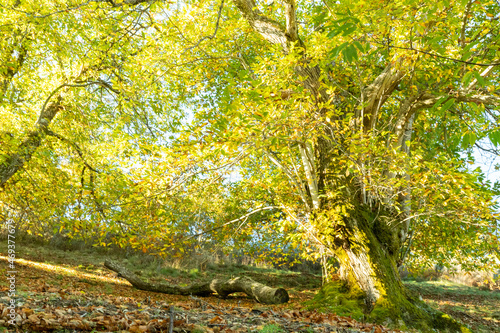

{"left": 281, "top": 0, "right": 299, "bottom": 42}
{"left": 263, "top": 149, "right": 311, "bottom": 211}
{"left": 465, "top": 65, "right": 496, "bottom": 91}
{"left": 187, "top": 205, "right": 280, "bottom": 239}
{"left": 184, "top": 0, "right": 225, "bottom": 52}
{"left": 375, "top": 41, "right": 500, "bottom": 67}
{"left": 298, "top": 143, "right": 319, "bottom": 210}
{"left": 460, "top": 0, "right": 474, "bottom": 49}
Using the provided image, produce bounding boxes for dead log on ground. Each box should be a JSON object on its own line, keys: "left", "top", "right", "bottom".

{"left": 104, "top": 259, "right": 289, "bottom": 304}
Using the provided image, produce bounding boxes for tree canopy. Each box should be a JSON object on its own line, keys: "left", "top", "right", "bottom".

{"left": 1, "top": 0, "right": 500, "bottom": 330}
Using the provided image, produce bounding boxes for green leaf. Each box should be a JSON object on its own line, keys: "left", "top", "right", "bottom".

{"left": 488, "top": 130, "right": 500, "bottom": 147}
{"left": 343, "top": 44, "right": 358, "bottom": 63}
{"left": 440, "top": 98, "right": 455, "bottom": 112}
{"left": 462, "top": 131, "right": 477, "bottom": 148}
{"left": 342, "top": 24, "right": 357, "bottom": 36}
{"left": 352, "top": 41, "right": 364, "bottom": 53}
{"left": 329, "top": 42, "right": 348, "bottom": 58}
{"left": 462, "top": 72, "right": 473, "bottom": 87}
{"left": 472, "top": 71, "right": 485, "bottom": 87}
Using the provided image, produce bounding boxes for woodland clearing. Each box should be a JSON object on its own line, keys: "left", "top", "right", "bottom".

{"left": 0, "top": 239, "right": 498, "bottom": 333}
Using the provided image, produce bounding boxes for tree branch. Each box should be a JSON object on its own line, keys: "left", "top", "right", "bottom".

{"left": 281, "top": 0, "right": 299, "bottom": 42}
{"left": 232, "top": 0, "right": 289, "bottom": 51}
{"left": 184, "top": 0, "right": 225, "bottom": 52}
{"left": 0, "top": 98, "right": 63, "bottom": 188}
{"left": 186, "top": 205, "right": 279, "bottom": 239}
{"left": 375, "top": 41, "right": 500, "bottom": 67}
{"left": 45, "top": 130, "right": 99, "bottom": 173}
{"left": 363, "top": 60, "right": 406, "bottom": 131}
{"left": 299, "top": 143, "right": 319, "bottom": 210}
{"left": 263, "top": 149, "right": 311, "bottom": 211}
{"left": 0, "top": 81, "right": 104, "bottom": 189}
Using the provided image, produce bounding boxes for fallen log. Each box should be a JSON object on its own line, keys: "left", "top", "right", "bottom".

{"left": 104, "top": 259, "right": 289, "bottom": 304}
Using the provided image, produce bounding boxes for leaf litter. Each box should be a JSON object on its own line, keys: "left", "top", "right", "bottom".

{"left": 0, "top": 254, "right": 402, "bottom": 333}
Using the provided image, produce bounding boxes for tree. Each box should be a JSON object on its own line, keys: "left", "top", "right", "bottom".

{"left": 1, "top": 0, "right": 499, "bottom": 331}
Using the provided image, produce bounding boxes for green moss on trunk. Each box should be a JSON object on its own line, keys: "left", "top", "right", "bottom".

{"left": 308, "top": 205, "right": 471, "bottom": 332}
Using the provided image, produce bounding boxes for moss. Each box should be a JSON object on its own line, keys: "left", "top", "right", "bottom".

{"left": 309, "top": 204, "right": 471, "bottom": 332}
{"left": 372, "top": 217, "right": 400, "bottom": 255}
{"left": 432, "top": 312, "right": 471, "bottom": 333}
{"left": 308, "top": 279, "right": 473, "bottom": 332}
{"left": 305, "top": 280, "right": 365, "bottom": 321}
{"left": 369, "top": 298, "right": 398, "bottom": 324}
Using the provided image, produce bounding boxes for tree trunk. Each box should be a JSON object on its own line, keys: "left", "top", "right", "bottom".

{"left": 104, "top": 259, "right": 289, "bottom": 304}
{"left": 313, "top": 204, "right": 469, "bottom": 332}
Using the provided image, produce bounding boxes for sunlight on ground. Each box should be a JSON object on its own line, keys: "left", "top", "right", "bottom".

{"left": 0, "top": 255, "right": 129, "bottom": 285}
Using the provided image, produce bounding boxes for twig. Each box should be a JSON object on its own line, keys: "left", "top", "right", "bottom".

{"left": 186, "top": 205, "right": 279, "bottom": 239}
{"left": 0, "top": 1, "right": 92, "bottom": 19}
{"left": 184, "top": 0, "right": 225, "bottom": 52}
{"left": 189, "top": 295, "right": 220, "bottom": 310}
{"left": 373, "top": 40, "right": 500, "bottom": 67}
{"left": 46, "top": 130, "right": 99, "bottom": 173}
{"left": 169, "top": 305, "right": 174, "bottom": 333}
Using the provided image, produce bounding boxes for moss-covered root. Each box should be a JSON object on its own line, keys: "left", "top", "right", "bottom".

{"left": 306, "top": 280, "right": 471, "bottom": 333}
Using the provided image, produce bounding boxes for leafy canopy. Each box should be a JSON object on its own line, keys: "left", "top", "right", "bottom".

{"left": 0, "top": 0, "right": 499, "bottom": 270}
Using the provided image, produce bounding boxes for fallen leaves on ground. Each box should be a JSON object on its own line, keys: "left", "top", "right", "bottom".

{"left": 0, "top": 255, "right": 403, "bottom": 332}
{"left": 0, "top": 294, "right": 398, "bottom": 333}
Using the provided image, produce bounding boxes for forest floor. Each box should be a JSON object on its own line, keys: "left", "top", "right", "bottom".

{"left": 0, "top": 240, "right": 498, "bottom": 333}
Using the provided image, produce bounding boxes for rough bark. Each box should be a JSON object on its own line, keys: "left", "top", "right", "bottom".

{"left": 104, "top": 259, "right": 289, "bottom": 304}
{"left": 316, "top": 204, "right": 468, "bottom": 332}
{"left": 362, "top": 60, "right": 406, "bottom": 131}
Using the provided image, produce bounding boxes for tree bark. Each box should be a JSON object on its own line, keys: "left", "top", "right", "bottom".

{"left": 316, "top": 203, "right": 467, "bottom": 331}
{"left": 104, "top": 259, "right": 289, "bottom": 304}
{"left": 230, "top": 2, "right": 476, "bottom": 330}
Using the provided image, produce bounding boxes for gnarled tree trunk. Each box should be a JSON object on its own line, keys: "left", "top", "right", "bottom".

{"left": 222, "top": 1, "right": 478, "bottom": 331}
{"left": 313, "top": 202, "right": 466, "bottom": 332}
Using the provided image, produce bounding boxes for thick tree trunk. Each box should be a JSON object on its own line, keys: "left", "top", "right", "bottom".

{"left": 104, "top": 259, "right": 289, "bottom": 304}
{"left": 230, "top": 2, "right": 472, "bottom": 330}
{"left": 314, "top": 204, "right": 469, "bottom": 332}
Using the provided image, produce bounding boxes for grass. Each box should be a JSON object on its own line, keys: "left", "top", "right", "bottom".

{"left": 0, "top": 237, "right": 323, "bottom": 303}
{"left": 259, "top": 323, "right": 285, "bottom": 333}
{"left": 404, "top": 279, "right": 500, "bottom": 332}
{"left": 1, "top": 238, "right": 499, "bottom": 332}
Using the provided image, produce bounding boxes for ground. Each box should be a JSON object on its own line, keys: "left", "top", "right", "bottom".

{"left": 0, "top": 239, "right": 498, "bottom": 332}
{"left": 405, "top": 280, "right": 500, "bottom": 332}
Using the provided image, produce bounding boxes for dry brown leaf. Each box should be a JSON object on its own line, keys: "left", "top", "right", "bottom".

{"left": 54, "top": 309, "right": 66, "bottom": 316}
{"left": 22, "top": 308, "right": 34, "bottom": 316}
{"left": 128, "top": 325, "right": 141, "bottom": 333}
{"left": 209, "top": 315, "right": 226, "bottom": 324}
{"left": 27, "top": 314, "right": 39, "bottom": 323}
{"left": 170, "top": 319, "right": 183, "bottom": 326}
